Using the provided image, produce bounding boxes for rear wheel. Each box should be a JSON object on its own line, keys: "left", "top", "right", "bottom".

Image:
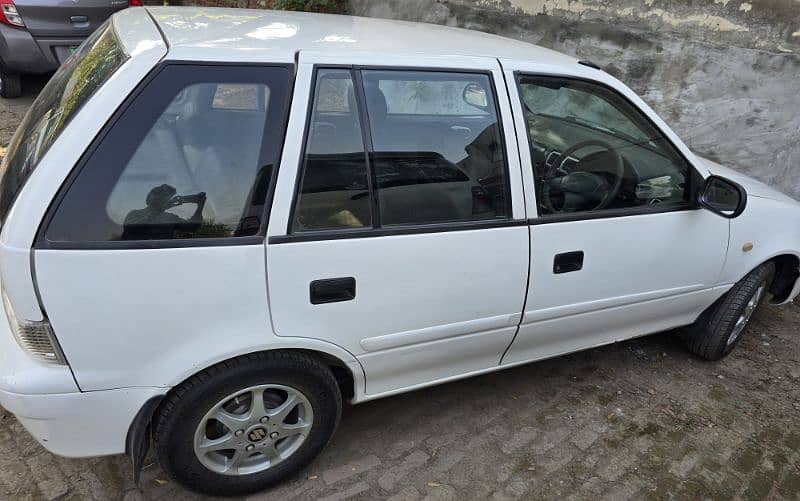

{"left": 0, "top": 69, "right": 22, "bottom": 99}
{"left": 154, "top": 352, "right": 342, "bottom": 496}
{"left": 686, "top": 262, "right": 774, "bottom": 360}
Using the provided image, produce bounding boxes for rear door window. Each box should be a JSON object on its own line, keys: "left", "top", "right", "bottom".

{"left": 292, "top": 69, "right": 371, "bottom": 232}
{"left": 42, "top": 64, "right": 292, "bottom": 244}
{"left": 290, "top": 68, "right": 510, "bottom": 232}
{"left": 362, "top": 70, "right": 509, "bottom": 226}
{"left": 0, "top": 22, "right": 127, "bottom": 228}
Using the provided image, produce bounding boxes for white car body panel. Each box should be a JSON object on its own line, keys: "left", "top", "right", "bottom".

{"left": 0, "top": 7, "right": 795, "bottom": 460}
{"left": 504, "top": 212, "right": 731, "bottom": 364}
{"left": 267, "top": 228, "right": 529, "bottom": 395}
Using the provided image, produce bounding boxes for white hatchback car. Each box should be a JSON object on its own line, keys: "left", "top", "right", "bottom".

{"left": 0, "top": 6, "right": 798, "bottom": 496}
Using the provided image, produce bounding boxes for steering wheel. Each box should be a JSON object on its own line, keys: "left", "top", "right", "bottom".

{"left": 540, "top": 139, "right": 625, "bottom": 214}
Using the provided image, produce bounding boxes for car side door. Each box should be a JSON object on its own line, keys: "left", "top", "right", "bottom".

{"left": 266, "top": 53, "right": 529, "bottom": 397}
{"left": 500, "top": 59, "right": 731, "bottom": 365}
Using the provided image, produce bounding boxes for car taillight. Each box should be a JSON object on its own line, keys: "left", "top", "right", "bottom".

{"left": 0, "top": 0, "right": 24, "bottom": 28}
{"left": 129, "top": 0, "right": 143, "bottom": 6}
{"left": 2, "top": 289, "right": 65, "bottom": 365}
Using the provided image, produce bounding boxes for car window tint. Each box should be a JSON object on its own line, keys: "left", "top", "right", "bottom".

{"left": 44, "top": 65, "right": 291, "bottom": 243}
{"left": 291, "top": 69, "right": 371, "bottom": 232}
{"left": 518, "top": 75, "right": 691, "bottom": 216}
{"left": 362, "top": 70, "right": 509, "bottom": 226}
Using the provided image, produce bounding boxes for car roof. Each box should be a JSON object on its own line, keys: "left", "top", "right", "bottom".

{"left": 141, "top": 6, "right": 576, "bottom": 65}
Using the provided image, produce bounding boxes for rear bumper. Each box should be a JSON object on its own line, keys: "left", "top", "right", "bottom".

{"left": 0, "top": 386, "right": 164, "bottom": 457}
{"left": 0, "top": 23, "right": 85, "bottom": 74}
{"left": 0, "top": 302, "right": 165, "bottom": 457}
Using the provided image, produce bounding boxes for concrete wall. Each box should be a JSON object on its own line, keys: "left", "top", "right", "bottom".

{"left": 348, "top": 0, "right": 800, "bottom": 199}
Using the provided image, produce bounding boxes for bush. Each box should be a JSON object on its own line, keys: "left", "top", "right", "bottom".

{"left": 155, "top": 0, "right": 347, "bottom": 12}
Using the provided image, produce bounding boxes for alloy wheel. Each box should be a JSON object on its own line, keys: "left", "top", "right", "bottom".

{"left": 193, "top": 384, "right": 314, "bottom": 476}
{"left": 727, "top": 281, "right": 767, "bottom": 347}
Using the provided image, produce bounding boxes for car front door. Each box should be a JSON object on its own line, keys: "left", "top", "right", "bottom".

{"left": 501, "top": 61, "right": 730, "bottom": 365}
{"left": 266, "top": 53, "right": 529, "bottom": 397}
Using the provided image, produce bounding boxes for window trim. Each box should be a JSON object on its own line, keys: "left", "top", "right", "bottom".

{"left": 35, "top": 61, "right": 295, "bottom": 251}
{"left": 286, "top": 64, "right": 514, "bottom": 240}
{"left": 270, "top": 218, "right": 527, "bottom": 244}
{"left": 515, "top": 72, "right": 702, "bottom": 225}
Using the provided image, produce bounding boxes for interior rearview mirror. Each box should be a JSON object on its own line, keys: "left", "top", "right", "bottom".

{"left": 698, "top": 175, "right": 747, "bottom": 218}
{"left": 462, "top": 82, "right": 488, "bottom": 109}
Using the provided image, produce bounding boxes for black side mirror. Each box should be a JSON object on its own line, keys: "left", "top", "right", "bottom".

{"left": 698, "top": 175, "right": 747, "bottom": 218}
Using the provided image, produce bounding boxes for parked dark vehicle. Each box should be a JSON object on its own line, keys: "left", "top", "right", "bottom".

{"left": 0, "top": 0, "right": 139, "bottom": 98}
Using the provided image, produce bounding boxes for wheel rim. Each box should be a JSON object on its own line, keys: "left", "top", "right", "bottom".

{"left": 727, "top": 281, "right": 766, "bottom": 347}
{"left": 193, "top": 384, "right": 314, "bottom": 476}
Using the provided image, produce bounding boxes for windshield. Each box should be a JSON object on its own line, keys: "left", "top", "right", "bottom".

{"left": 0, "top": 21, "right": 128, "bottom": 228}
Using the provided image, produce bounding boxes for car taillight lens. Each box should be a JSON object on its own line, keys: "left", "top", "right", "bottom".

{"left": 2, "top": 289, "right": 65, "bottom": 365}
{"left": 129, "top": 0, "right": 143, "bottom": 6}
{"left": 0, "top": 0, "right": 24, "bottom": 28}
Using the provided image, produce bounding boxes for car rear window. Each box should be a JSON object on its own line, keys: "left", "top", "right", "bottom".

{"left": 0, "top": 21, "right": 127, "bottom": 228}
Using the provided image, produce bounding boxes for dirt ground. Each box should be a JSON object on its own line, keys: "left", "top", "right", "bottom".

{"left": 0, "top": 77, "right": 799, "bottom": 501}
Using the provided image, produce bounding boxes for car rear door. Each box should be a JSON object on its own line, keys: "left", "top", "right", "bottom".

{"left": 14, "top": 0, "right": 126, "bottom": 37}
{"left": 266, "top": 52, "right": 530, "bottom": 398}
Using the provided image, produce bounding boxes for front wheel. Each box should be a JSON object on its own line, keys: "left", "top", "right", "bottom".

{"left": 153, "top": 352, "right": 342, "bottom": 496}
{"left": 686, "top": 261, "right": 774, "bottom": 361}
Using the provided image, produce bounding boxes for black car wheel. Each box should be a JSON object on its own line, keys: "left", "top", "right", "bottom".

{"left": 154, "top": 351, "right": 342, "bottom": 496}
{"left": 0, "top": 69, "right": 22, "bottom": 99}
{"left": 686, "top": 261, "right": 775, "bottom": 360}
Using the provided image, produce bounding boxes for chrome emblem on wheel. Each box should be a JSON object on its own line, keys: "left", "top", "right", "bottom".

{"left": 247, "top": 427, "right": 267, "bottom": 442}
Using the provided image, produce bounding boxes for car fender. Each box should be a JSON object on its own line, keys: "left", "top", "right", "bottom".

{"left": 720, "top": 195, "right": 800, "bottom": 303}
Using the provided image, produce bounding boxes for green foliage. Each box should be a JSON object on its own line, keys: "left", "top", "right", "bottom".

{"left": 271, "top": 0, "right": 345, "bottom": 13}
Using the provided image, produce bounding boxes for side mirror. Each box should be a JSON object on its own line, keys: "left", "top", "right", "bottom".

{"left": 698, "top": 175, "right": 747, "bottom": 218}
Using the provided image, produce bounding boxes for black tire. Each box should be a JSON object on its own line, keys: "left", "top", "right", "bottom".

{"left": 686, "top": 261, "right": 775, "bottom": 361}
{"left": 0, "top": 70, "right": 21, "bottom": 99}
{"left": 153, "top": 351, "right": 342, "bottom": 496}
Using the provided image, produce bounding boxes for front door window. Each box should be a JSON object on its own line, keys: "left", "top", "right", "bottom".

{"left": 517, "top": 75, "right": 692, "bottom": 216}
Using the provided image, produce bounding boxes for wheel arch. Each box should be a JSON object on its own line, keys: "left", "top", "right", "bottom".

{"left": 723, "top": 252, "right": 799, "bottom": 305}
{"left": 125, "top": 344, "right": 365, "bottom": 486}
{"left": 165, "top": 341, "right": 366, "bottom": 404}
{"left": 767, "top": 253, "right": 800, "bottom": 304}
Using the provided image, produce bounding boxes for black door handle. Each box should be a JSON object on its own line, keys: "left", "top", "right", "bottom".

{"left": 310, "top": 277, "right": 356, "bottom": 304}
{"left": 553, "top": 251, "right": 584, "bottom": 274}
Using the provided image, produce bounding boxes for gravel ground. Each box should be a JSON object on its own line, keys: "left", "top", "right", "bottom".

{"left": 0, "top": 75, "right": 799, "bottom": 501}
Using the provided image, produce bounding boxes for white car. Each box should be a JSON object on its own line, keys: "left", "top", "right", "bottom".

{"left": 0, "top": 6, "right": 798, "bottom": 496}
